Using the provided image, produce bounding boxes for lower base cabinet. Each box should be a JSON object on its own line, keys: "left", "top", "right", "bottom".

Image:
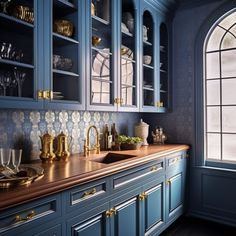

{"left": 1, "top": 150, "right": 187, "bottom": 236}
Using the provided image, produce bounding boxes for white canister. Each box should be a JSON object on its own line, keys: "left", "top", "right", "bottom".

{"left": 134, "top": 119, "right": 149, "bottom": 146}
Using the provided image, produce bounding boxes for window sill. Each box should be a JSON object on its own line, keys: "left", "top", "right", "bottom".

{"left": 205, "top": 160, "right": 236, "bottom": 171}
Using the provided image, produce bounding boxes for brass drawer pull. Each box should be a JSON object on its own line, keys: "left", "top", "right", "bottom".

{"left": 110, "top": 207, "right": 117, "bottom": 215}
{"left": 105, "top": 210, "right": 113, "bottom": 218}
{"left": 82, "top": 188, "right": 96, "bottom": 198}
{"left": 139, "top": 192, "right": 148, "bottom": 201}
{"left": 15, "top": 210, "right": 35, "bottom": 223}
{"left": 150, "top": 165, "right": 161, "bottom": 172}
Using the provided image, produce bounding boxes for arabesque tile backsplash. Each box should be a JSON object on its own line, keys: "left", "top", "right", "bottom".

{"left": 0, "top": 110, "right": 140, "bottom": 161}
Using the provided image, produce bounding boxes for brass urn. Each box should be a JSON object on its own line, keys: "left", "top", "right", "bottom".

{"left": 55, "top": 132, "right": 72, "bottom": 161}
{"left": 39, "top": 132, "right": 56, "bottom": 163}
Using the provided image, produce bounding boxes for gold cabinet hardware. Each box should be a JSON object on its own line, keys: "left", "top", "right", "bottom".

{"left": 139, "top": 192, "right": 148, "bottom": 201}
{"left": 15, "top": 210, "right": 35, "bottom": 223}
{"left": 151, "top": 166, "right": 158, "bottom": 172}
{"left": 166, "top": 179, "right": 171, "bottom": 185}
{"left": 110, "top": 207, "right": 117, "bottom": 215}
{"left": 38, "top": 90, "right": 44, "bottom": 99}
{"left": 120, "top": 98, "right": 124, "bottom": 105}
{"left": 114, "top": 98, "right": 118, "bottom": 104}
{"left": 82, "top": 188, "right": 96, "bottom": 198}
{"left": 156, "top": 101, "right": 163, "bottom": 107}
{"left": 105, "top": 210, "right": 113, "bottom": 218}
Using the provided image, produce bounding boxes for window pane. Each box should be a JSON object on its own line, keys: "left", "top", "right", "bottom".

{"left": 221, "top": 32, "right": 236, "bottom": 50}
{"left": 206, "top": 52, "right": 220, "bottom": 79}
{"left": 222, "top": 106, "right": 236, "bottom": 133}
{"left": 219, "top": 12, "right": 236, "bottom": 30}
{"left": 206, "top": 26, "right": 225, "bottom": 52}
{"left": 222, "top": 134, "right": 236, "bottom": 161}
{"left": 222, "top": 78, "right": 236, "bottom": 105}
{"left": 221, "top": 49, "right": 236, "bottom": 78}
{"left": 206, "top": 80, "right": 220, "bottom": 105}
{"left": 207, "top": 107, "right": 221, "bottom": 132}
{"left": 229, "top": 24, "right": 236, "bottom": 37}
{"left": 207, "top": 133, "right": 221, "bottom": 160}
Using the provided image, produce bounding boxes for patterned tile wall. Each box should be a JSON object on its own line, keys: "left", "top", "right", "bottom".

{"left": 0, "top": 110, "right": 141, "bottom": 161}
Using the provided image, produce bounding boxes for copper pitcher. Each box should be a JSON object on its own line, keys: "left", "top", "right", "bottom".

{"left": 55, "top": 132, "right": 72, "bottom": 161}
{"left": 39, "top": 132, "right": 56, "bottom": 163}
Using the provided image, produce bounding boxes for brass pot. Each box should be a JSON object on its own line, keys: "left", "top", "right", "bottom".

{"left": 39, "top": 132, "right": 56, "bottom": 163}
{"left": 55, "top": 132, "right": 72, "bottom": 161}
{"left": 53, "top": 19, "right": 74, "bottom": 37}
{"left": 91, "top": 2, "right": 95, "bottom": 16}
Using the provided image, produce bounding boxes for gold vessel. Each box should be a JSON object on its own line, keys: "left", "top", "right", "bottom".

{"left": 39, "top": 132, "right": 56, "bottom": 163}
{"left": 55, "top": 132, "right": 72, "bottom": 161}
{"left": 92, "top": 35, "right": 101, "bottom": 46}
{"left": 10, "top": 5, "right": 34, "bottom": 23}
{"left": 53, "top": 19, "right": 74, "bottom": 37}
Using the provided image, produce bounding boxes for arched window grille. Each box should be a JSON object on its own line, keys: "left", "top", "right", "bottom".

{"left": 205, "top": 11, "right": 236, "bottom": 163}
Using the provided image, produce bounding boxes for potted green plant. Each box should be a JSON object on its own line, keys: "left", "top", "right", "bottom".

{"left": 117, "top": 135, "right": 142, "bottom": 150}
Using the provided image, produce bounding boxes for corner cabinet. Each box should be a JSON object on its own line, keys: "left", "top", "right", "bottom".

{"left": 0, "top": 0, "right": 172, "bottom": 112}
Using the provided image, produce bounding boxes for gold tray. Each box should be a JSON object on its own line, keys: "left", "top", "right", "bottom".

{"left": 0, "top": 165, "right": 44, "bottom": 189}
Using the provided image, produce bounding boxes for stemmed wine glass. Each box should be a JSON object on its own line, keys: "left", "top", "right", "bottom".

{"left": 0, "top": 71, "right": 11, "bottom": 96}
{"left": 11, "top": 149, "right": 22, "bottom": 173}
{"left": 13, "top": 67, "right": 26, "bottom": 97}
{"left": 0, "top": 148, "right": 11, "bottom": 170}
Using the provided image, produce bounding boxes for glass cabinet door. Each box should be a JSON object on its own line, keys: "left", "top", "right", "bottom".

{"left": 159, "top": 22, "right": 169, "bottom": 112}
{"left": 119, "top": 0, "right": 138, "bottom": 112}
{"left": 89, "top": 0, "right": 116, "bottom": 111}
{"left": 0, "top": 0, "right": 41, "bottom": 109}
{"left": 142, "top": 10, "right": 156, "bottom": 110}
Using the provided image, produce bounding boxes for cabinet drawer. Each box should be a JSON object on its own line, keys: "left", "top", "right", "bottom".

{"left": 112, "top": 159, "right": 164, "bottom": 190}
{"left": 65, "top": 178, "right": 109, "bottom": 213}
{"left": 166, "top": 151, "right": 187, "bottom": 169}
{"left": 0, "top": 194, "right": 61, "bottom": 235}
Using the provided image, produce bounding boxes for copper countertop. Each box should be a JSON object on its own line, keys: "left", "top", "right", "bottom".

{"left": 0, "top": 144, "right": 189, "bottom": 211}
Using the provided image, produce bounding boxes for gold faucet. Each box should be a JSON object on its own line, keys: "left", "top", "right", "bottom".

{"left": 84, "top": 125, "right": 100, "bottom": 157}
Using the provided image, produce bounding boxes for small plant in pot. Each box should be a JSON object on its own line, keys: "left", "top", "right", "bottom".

{"left": 117, "top": 135, "right": 142, "bottom": 150}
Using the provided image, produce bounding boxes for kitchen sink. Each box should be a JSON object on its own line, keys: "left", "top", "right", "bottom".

{"left": 90, "top": 152, "right": 137, "bottom": 164}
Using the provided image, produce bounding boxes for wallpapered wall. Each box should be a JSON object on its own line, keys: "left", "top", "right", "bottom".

{"left": 0, "top": 110, "right": 141, "bottom": 161}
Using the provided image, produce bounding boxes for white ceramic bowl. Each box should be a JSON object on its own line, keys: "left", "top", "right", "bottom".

{"left": 143, "top": 55, "right": 152, "bottom": 65}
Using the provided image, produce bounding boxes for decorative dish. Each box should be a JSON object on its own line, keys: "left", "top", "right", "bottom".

{"left": 0, "top": 164, "right": 44, "bottom": 189}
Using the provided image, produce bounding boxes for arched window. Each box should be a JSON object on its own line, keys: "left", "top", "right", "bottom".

{"left": 204, "top": 11, "right": 236, "bottom": 163}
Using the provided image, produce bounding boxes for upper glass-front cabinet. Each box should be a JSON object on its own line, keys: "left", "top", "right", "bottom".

{"left": 88, "top": 0, "right": 117, "bottom": 111}
{"left": 0, "top": 0, "right": 42, "bottom": 109}
{"left": 142, "top": 10, "right": 155, "bottom": 109}
{"left": 159, "top": 22, "right": 169, "bottom": 112}
{"left": 119, "top": 0, "right": 139, "bottom": 111}
{"left": 43, "top": 0, "right": 84, "bottom": 110}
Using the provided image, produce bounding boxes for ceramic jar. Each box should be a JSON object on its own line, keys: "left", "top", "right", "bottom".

{"left": 134, "top": 119, "right": 149, "bottom": 146}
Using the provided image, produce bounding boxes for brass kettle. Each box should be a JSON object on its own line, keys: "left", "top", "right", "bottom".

{"left": 55, "top": 132, "right": 72, "bottom": 161}
{"left": 39, "top": 132, "right": 56, "bottom": 163}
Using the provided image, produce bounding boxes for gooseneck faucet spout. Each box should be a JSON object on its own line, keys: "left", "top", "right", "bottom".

{"left": 84, "top": 125, "right": 100, "bottom": 157}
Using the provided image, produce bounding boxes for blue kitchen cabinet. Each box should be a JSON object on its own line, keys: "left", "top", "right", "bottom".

{"left": 0, "top": 0, "right": 44, "bottom": 109}
{"left": 0, "top": 194, "right": 62, "bottom": 236}
{"left": 165, "top": 152, "right": 187, "bottom": 224}
{"left": 0, "top": 0, "right": 85, "bottom": 110}
{"left": 140, "top": 1, "right": 171, "bottom": 113}
{"left": 141, "top": 177, "right": 165, "bottom": 235}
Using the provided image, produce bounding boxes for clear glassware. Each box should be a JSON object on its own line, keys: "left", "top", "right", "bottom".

{"left": 0, "top": 148, "right": 11, "bottom": 170}
{"left": 0, "top": 71, "right": 11, "bottom": 96}
{"left": 14, "top": 67, "right": 26, "bottom": 97}
{"left": 11, "top": 149, "right": 22, "bottom": 172}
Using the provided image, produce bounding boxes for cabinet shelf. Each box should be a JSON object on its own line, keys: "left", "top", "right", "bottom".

{"left": 143, "top": 64, "right": 154, "bottom": 69}
{"left": 53, "top": 0, "right": 77, "bottom": 14}
{"left": 122, "top": 30, "right": 133, "bottom": 38}
{"left": 160, "top": 90, "right": 167, "bottom": 93}
{"left": 143, "top": 86, "right": 154, "bottom": 91}
{"left": 0, "top": 59, "right": 34, "bottom": 69}
{"left": 122, "top": 83, "right": 136, "bottom": 88}
{"left": 0, "top": 13, "right": 34, "bottom": 35}
{"left": 53, "top": 69, "right": 79, "bottom": 77}
{"left": 53, "top": 33, "right": 79, "bottom": 46}
{"left": 92, "top": 15, "right": 110, "bottom": 26}
{"left": 92, "top": 77, "right": 112, "bottom": 83}
{"left": 143, "top": 40, "right": 152, "bottom": 47}
{"left": 121, "top": 56, "right": 135, "bottom": 63}
{"left": 160, "top": 69, "right": 167, "bottom": 73}
{"left": 92, "top": 47, "right": 112, "bottom": 55}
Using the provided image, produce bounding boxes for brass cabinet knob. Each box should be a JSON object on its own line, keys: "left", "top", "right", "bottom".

{"left": 82, "top": 188, "right": 97, "bottom": 198}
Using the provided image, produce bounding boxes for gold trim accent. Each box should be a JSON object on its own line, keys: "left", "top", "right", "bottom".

{"left": 82, "top": 188, "right": 97, "bottom": 198}
{"left": 15, "top": 210, "right": 35, "bottom": 223}
{"left": 38, "top": 90, "right": 44, "bottom": 99}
